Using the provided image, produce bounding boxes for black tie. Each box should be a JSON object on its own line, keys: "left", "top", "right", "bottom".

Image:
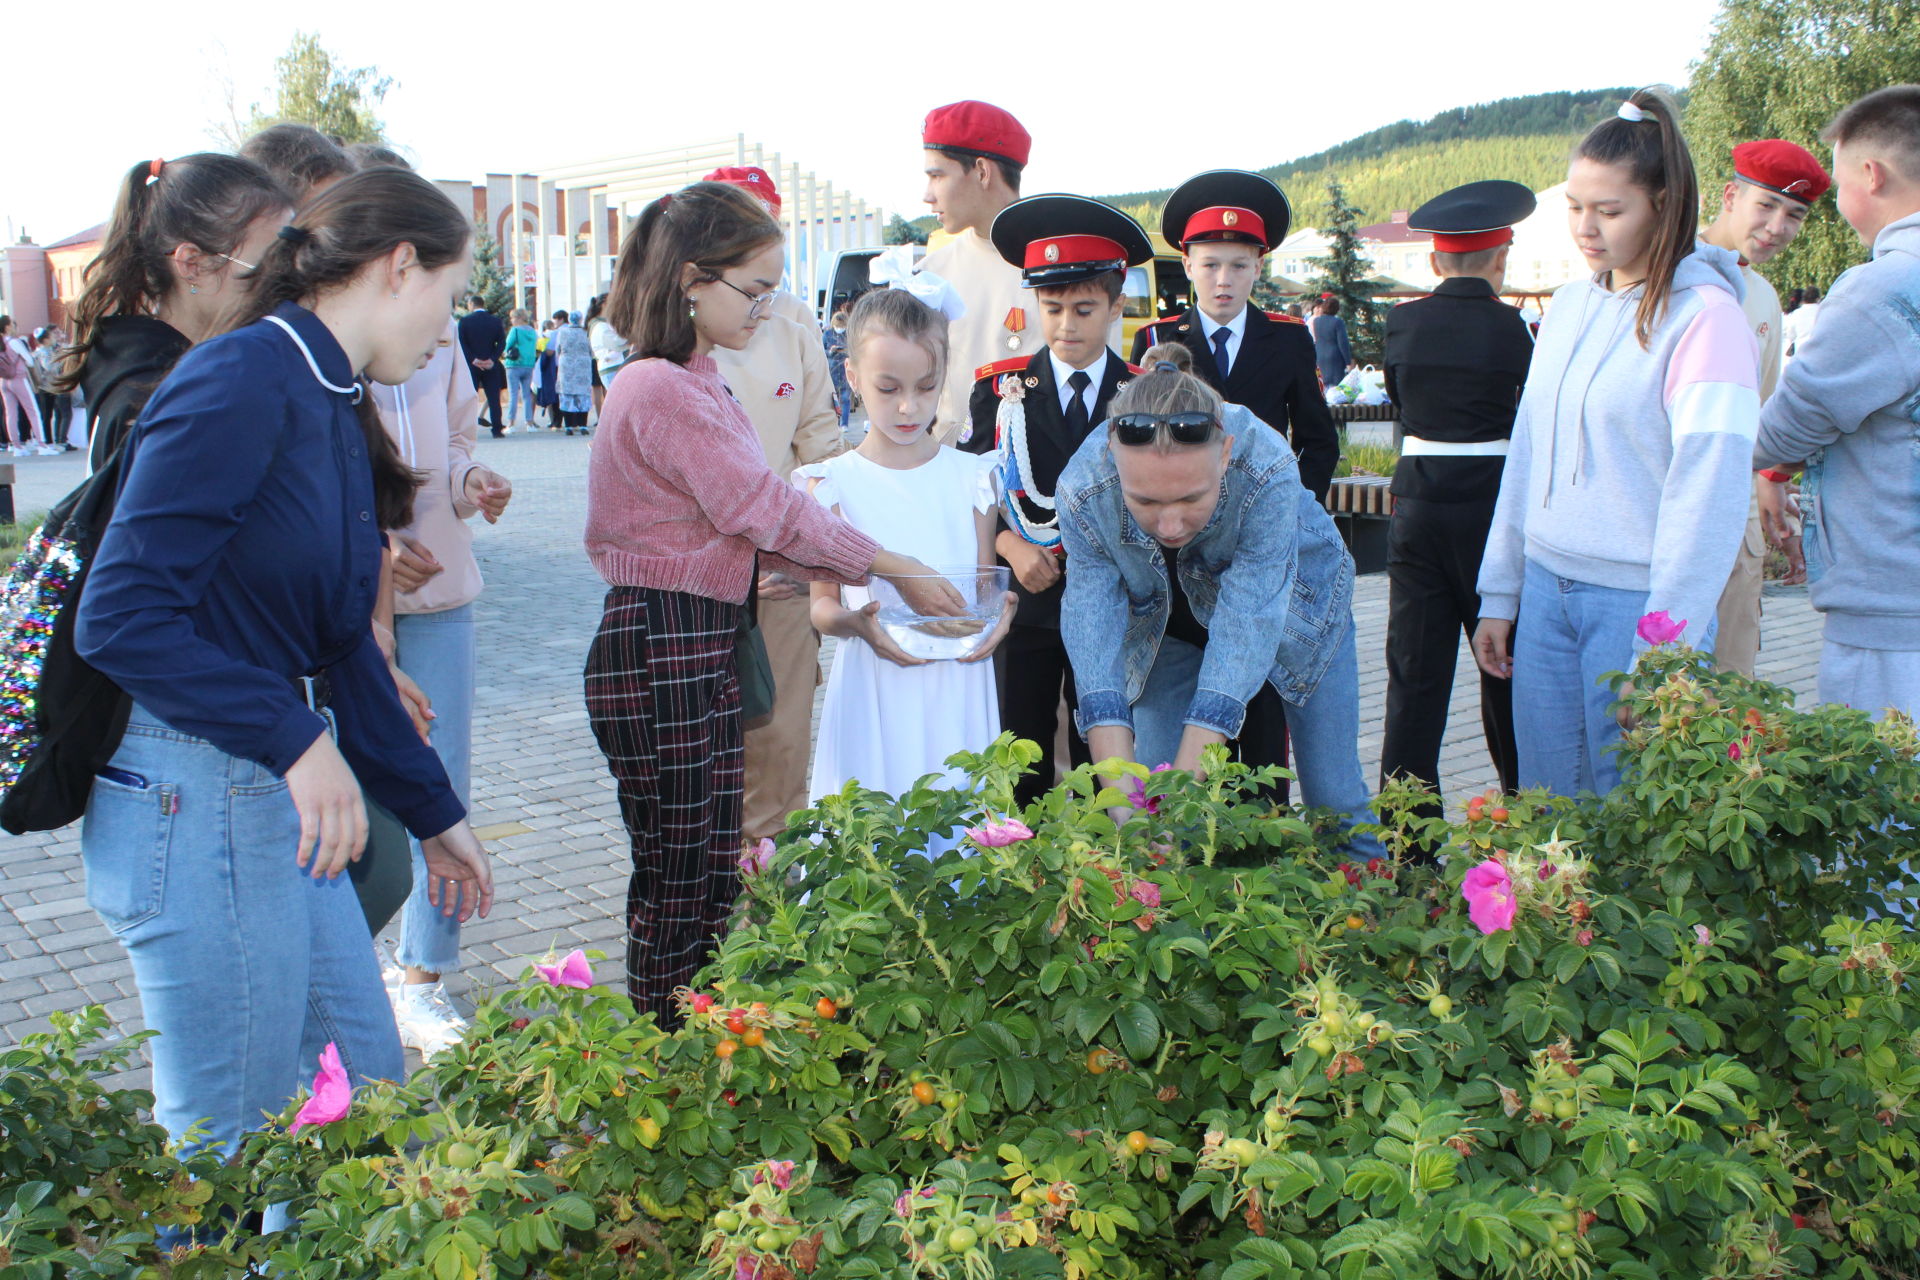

{"left": 1065, "top": 370, "right": 1091, "bottom": 436}
{"left": 1211, "top": 326, "right": 1233, "bottom": 381}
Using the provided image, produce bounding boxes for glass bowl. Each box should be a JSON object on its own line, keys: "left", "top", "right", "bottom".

{"left": 865, "top": 565, "right": 1011, "bottom": 661}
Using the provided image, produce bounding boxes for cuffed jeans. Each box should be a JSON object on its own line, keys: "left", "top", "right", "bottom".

{"left": 392, "top": 604, "right": 475, "bottom": 974}
{"left": 1131, "top": 616, "right": 1383, "bottom": 857}
{"left": 505, "top": 366, "right": 535, "bottom": 424}
{"left": 79, "top": 704, "right": 404, "bottom": 1165}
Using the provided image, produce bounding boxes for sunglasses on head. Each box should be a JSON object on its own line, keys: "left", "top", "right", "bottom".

{"left": 1111, "top": 412, "right": 1219, "bottom": 446}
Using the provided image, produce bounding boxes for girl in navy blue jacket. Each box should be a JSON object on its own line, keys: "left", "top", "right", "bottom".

{"left": 75, "top": 167, "right": 494, "bottom": 1178}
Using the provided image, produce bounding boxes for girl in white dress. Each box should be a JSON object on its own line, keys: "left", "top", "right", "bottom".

{"left": 800, "top": 288, "right": 1014, "bottom": 811}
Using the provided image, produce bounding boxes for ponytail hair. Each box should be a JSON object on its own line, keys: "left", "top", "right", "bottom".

{"left": 219, "top": 167, "right": 472, "bottom": 530}
{"left": 603, "top": 181, "right": 782, "bottom": 365}
{"left": 1575, "top": 85, "right": 1698, "bottom": 348}
{"left": 56, "top": 153, "right": 289, "bottom": 392}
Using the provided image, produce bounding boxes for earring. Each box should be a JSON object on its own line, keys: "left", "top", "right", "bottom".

{"left": 392, "top": 291, "right": 400, "bottom": 300}
{"left": 189, "top": 284, "right": 198, "bottom": 295}
{"left": 687, "top": 300, "right": 696, "bottom": 319}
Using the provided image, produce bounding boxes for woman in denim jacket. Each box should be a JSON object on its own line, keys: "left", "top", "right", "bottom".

{"left": 1056, "top": 365, "right": 1380, "bottom": 853}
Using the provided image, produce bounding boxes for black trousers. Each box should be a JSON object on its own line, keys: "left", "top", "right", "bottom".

{"left": 996, "top": 624, "right": 1090, "bottom": 808}
{"left": 1380, "top": 495, "right": 1519, "bottom": 803}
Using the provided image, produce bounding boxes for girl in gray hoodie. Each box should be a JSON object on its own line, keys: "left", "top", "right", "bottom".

{"left": 1474, "top": 88, "right": 1761, "bottom": 798}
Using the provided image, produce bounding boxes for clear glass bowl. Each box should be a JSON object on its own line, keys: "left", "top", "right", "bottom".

{"left": 866, "top": 565, "right": 1011, "bottom": 661}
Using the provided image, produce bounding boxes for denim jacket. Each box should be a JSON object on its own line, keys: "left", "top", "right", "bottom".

{"left": 1057, "top": 404, "right": 1354, "bottom": 738}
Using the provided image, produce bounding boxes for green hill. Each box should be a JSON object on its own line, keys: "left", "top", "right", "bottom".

{"left": 1103, "top": 89, "right": 1643, "bottom": 228}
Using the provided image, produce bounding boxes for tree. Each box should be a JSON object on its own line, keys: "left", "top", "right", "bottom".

{"left": 884, "top": 214, "right": 928, "bottom": 246}
{"left": 1687, "top": 0, "right": 1920, "bottom": 291}
{"left": 470, "top": 228, "right": 516, "bottom": 319}
{"left": 247, "top": 32, "right": 393, "bottom": 145}
{"left": 1304, "top": 178, "right": 1385, "bottom": 366}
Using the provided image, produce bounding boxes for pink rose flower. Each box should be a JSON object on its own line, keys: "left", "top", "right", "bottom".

{"left": 289, "top": 1042, "right": 351, "bottom": 1133}
{"left": 739, "top": 838, "right": 776, "bottom": 877}
{"left": 1576, "top": 928, "right": 1594, "bottom": 947}
{"left": 754, "top": 1159, "right": 795, "bottom": 1190}
{"left": 1635, "top": 610, "right": 1687, "bottom": 646}
{"left": 966, "top": 819, "right": 1034, "bottom": 848}
{"left": 1727, "top": 740, "right": 1743, "bottom": 762}
{"left": 1129, "top": 880, "right": 1161, "bottom": 909}
{"left": 1694, "top": 924, "right": 1712, "bottom": 946}
{"left": 735, "top": 1257, "right": 761, "bottom": 1280}
{"left": 1125, "top": 777, "right": 1160, "bottom": 815}
{"left": 535, "top": 949, "right": 593, "bottom": 989}
{"left": 1460, "top": 859, "right": 1517, "bottom": 935}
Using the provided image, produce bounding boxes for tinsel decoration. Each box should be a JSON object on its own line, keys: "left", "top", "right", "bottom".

{"left": 0, "top": 529, "right": 83, "bottom": 790}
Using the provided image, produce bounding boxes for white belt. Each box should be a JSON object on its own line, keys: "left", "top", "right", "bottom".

{"left": 1400, "top": 435, "right": 1509, "bottom": 458}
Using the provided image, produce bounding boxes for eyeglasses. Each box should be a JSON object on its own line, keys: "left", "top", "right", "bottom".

{"left": 1111, "top": 412, "right": 1220, "bottom": 446}
{"left": 712, "top": 276, "right": 777, "bottom": 319}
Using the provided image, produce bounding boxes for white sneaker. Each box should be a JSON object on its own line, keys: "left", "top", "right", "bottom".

{"left": 7, "top": 446, "right": 25, "bottom": 457}
{"left": 377, "top": 941, "right": 404, "bottom": 1002}
{"left": 396, "top": 981, "right": 469, "bottom": 1062}
{"left": 36, "top": 444, "right": 61, "bottom": 455}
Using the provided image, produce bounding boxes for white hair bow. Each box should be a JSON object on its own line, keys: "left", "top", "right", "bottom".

{"left": 1616, "top": 101, "right": 1647, "bottom": 123}
{"left": 867, "top": 245, "right": 968, "bottom": 322}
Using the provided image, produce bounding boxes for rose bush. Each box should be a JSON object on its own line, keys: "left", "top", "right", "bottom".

{"left": 4, "top": 645, "right": 1919, "bottom": 1279}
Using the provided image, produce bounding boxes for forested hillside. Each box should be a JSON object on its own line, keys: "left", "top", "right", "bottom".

{"left": 1104, "top": 89, "right": 1639, "bottom": 226}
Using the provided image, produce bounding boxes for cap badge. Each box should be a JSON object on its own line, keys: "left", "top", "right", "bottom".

{"left": 1043, "top": 242, "right": 1060, "bottom": 263}
{"left": 1222, "top": 210, "right": 1240, "bottom": 227}
{"left": 1783, "top": 179, "right": 1811, "bottom": 194}
{"left": 1024, "top": 376, "right": 1040, "bottom": 388}
{"left": 774, "top": 381, "right": 794, "bottom": 398}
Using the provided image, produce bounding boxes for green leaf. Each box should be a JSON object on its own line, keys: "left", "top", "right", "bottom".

{"left": 1115, "top": 1001, "right": 1161, "bottom": 1060}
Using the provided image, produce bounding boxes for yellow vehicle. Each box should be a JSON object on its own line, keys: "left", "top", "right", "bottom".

{"left": 917, "top": 229, "right": 1190, "bottom": 352}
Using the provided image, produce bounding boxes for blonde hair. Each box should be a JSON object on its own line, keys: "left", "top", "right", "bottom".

{"left": 846, "top": 287, "right": 949, "bottom": 384}
{"left": 1105, "top": 366, "right": 1224, "bottom": 453}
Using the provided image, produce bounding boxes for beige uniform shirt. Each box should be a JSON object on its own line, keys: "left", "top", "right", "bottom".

{"left": 771, "top": 289, "right": 821, "bottom": 338}
{"left": 919, "top": 229, "right": 1044, "bottom": 441}
{"left": 712, "top": 311, "right": 841, "bottom": 479}
{"left": 1739, "top": 263, "right": 1783, "bottom": 398}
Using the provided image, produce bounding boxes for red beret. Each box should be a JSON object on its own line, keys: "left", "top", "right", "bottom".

{"left": 1732, "top": 140, "right": 1831, "bottom": 204}
{"left": 704, "top": 165, "right": 781, "bottom": 213}
{"left": 923, "top": 100, "right": 1031, "bottom": 168}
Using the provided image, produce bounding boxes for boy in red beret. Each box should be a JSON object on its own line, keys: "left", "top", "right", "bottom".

{"left": 1702, "top": 138, "right": 1830, "bottom": 676}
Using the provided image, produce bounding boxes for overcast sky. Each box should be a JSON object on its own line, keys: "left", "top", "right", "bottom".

{"left": 4, "top": 0, "right": 1727, "bottom": 244}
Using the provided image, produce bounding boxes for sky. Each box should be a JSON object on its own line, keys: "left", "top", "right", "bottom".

{"left": 2, "top": 0, "right": 1728, "bottom": 245}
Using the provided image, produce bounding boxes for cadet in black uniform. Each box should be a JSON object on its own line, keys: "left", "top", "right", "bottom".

{"left": 1378, "top": 181, "right": 1536, "bottom": 822}
{"left": 1130, "top": 170, "right": 1340, "bottom": 500}
{"left": 961, "top": 195, "right": 1151, "bottom": 808}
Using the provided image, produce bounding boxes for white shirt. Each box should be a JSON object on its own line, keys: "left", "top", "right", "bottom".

{"left": 1050, "top": 349, "right": 1108, "bottom": 418}
{"left": 1783, "top": 301, "right": 1820, "bottom": 359}
{"left": 1193, "top": 305, "right": 1247, "bottom": 376}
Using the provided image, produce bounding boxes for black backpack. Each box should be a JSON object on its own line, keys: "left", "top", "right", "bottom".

{"left": 0, "top": 370, "right": 163, "bottom": 833}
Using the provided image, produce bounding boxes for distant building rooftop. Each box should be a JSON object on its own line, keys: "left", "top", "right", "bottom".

{"left": 46, "top": 223, "right": 105, "bottom": 250}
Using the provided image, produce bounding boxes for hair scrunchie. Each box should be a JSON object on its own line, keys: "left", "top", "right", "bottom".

{"left": 1616, "top": 101, "right": 1648, "bottom": 123}
{"left": 278, "top": 224, "right": 313, "bottom": 245}
{"left": 146, "top": 157, "right": 165, "bottom": 183}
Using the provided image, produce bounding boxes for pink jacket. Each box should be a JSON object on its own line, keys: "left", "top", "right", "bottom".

{"left": 370, "top": 320, "right": 487, "bottom": 614}
{"left": 585, "top": 354, "right": 878, "bottom": 603}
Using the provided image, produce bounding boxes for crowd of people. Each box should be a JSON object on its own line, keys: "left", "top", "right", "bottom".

{"left": 5, "top": 81, "right": 1917, "bottom": 1216}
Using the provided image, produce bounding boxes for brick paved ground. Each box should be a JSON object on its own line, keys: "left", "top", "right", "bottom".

{"left": 0, "top": 434, "right": 1828, "bottom": 1084}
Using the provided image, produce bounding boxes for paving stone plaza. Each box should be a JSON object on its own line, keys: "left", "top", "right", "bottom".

{"left": 0, "top": 436, "right": 1829, "bottom": 1080}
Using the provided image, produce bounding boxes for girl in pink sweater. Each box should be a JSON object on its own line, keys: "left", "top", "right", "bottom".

{"left": 585, "top": 182, "right": 961, "bottom": 1021}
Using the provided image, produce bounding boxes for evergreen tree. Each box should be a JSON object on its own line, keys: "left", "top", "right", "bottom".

{"left": 470, "top": 228, "right": 516, "bottom": 319}
{"left": 884, "top": 215, "right": 928, "bottom": 246}
{"left": 1687, "top": 0, "right": 1920, "bottom": 291}
{"left": 1304, "top": 179, "right": 1385, "bottom": 366}
{"left": 247, "top": 33, "right": 392, "bottom": 145}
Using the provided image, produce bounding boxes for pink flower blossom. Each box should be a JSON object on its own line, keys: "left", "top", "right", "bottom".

{"left": 1129, "top": 880, "right": 1161, "bottom": 909}
{"left": 735, "top": 1257, "right": 761, "bottom": 1280}
{"left": 754, "top": 1160, "right": 795, "bottom": 1190}
{"left": 1576, "top": 928, "right": 1594, "bottom": 947}
{"left": 1125, "top": 777, "right": 1160, "bottom": 815}
{"left": 966, "top": 819, "right": 1033, "bottom": 847}
{"left": 1460, "top": 859, "right": 1517, "bottom": 935}
{"left": 739, "top": 838, "right": 776, "bottom": 877}
{"left": 534, "top": 949, "right": 593, "bottom": 989}
{"left": 894, "top": 1187, "right": 936, "bottom": 1217}
{"left": 1727, "top": 739, "right": 1743, "bottom": 762}
{"left": 1635, "top": 610, "right": 1687, "bottom": 646}
{"left": 1694, "top": 924, "right": 1712, "bottom": 946}
{"left": 289, "top": 1042, "right": 351, "bottom": 1133}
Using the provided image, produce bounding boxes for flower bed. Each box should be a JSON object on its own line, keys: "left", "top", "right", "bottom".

{"left": 3, "top": 646, "right": 1919, "bottom": 1279}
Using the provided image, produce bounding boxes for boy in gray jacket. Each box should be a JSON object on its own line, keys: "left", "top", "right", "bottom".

{"left": 1756, "top": 86, "right": 1920, "bottom": 719}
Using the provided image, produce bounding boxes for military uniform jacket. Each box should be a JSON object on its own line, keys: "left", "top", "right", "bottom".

{"left": 963, "top": 348, "right": 1133, "bottom": 628}
{"left": 1381, "top": 277, "right": 1533, "bottom": 504}
{"left": 1130, "top": 307, "right": 1339, "bottom": 500}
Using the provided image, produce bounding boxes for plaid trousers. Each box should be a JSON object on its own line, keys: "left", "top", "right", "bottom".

{"left": 584, "top": 586, "right": 745, "bottom": 1020}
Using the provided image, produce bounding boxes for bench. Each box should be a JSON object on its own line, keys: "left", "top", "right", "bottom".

{"left": 1323, "top": 474, "right": 1393, "bottom": 576}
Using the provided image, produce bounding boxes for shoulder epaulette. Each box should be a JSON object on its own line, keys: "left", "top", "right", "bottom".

{"left": 974, "top": 356, "right": 1032, "bottom": 383}
{"left": 1264, "top": 310, "right": 1307, "bottom": 326}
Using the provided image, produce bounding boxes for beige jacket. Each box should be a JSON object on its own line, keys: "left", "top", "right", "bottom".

{"left": 371, "top": 319, "right": 488, "bottom": 613}
{"left": 712, "top": 311, "right": 841, "bottom": 479}
{"left": 919, "top": 229, "right": 1043, "bottom": 441}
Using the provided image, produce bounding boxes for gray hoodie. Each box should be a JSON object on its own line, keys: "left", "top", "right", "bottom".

{"left": 1755, "top": 211, "right": 1920, "bottom": 651}
{"left": 1479, "top": 245, "right": 1761, "bottom": 650}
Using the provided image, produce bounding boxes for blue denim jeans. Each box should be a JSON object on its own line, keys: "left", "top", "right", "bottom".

{"left": 1511, "top": 559, "right": 1717, "bottom": 798}
{"left": 392, "top": 604, "right": 475, "bottom": 974}
{"left": 79, "top": 704, "right": 404, "bottom": 1164}
{"left": 505, "top": 366, "right": 535, "bottom": 424}
{"left": 1131, "top": 616, "right": 1384, "bottom": 858}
